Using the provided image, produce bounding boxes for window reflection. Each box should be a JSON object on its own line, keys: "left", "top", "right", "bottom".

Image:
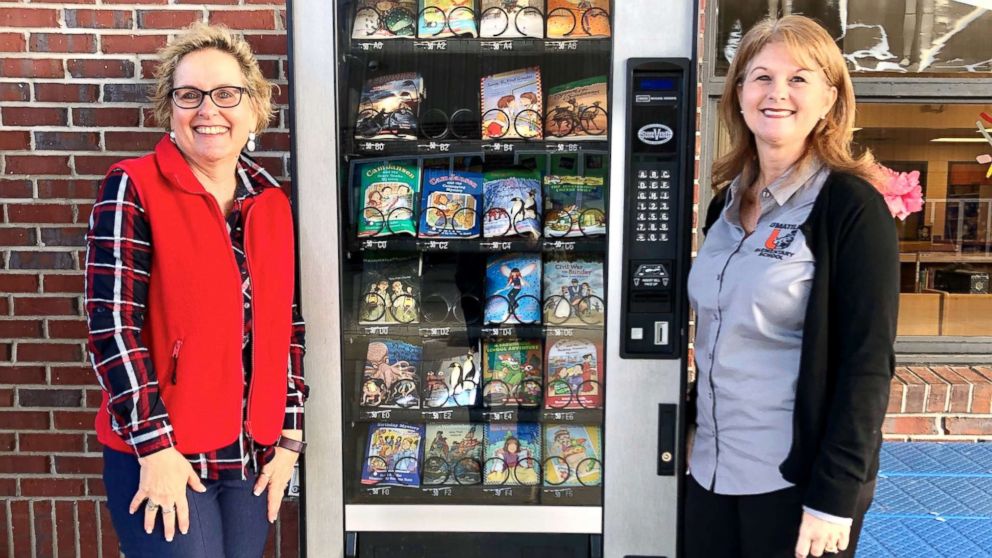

{"left": 716, "top": 0, "right": 992, "bottom": 75}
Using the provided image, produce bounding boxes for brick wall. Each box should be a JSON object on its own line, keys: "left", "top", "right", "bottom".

{"left": 0, "top": 2, "right": 297, "bottom": 556}
{"left": 884, "top": 365, "right": 992, "bottom": 441}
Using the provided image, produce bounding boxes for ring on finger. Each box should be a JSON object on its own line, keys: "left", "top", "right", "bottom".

{"left": 145, "top": 501, "right": 161, "bottom": 511}
{"left": 161, "top": 506, "right": 176, "bottom": 515}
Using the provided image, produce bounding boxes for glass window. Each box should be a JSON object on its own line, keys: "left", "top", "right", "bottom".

{"left": 714, "top": 1, "right": 992, "bottom": 76}
{"left": 712, "top": 102, "right": 992, "bottom": 337}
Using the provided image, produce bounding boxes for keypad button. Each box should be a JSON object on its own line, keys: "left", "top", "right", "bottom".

{"left": 660, "top": 192, "right": 670, "bottom": 200}
{"left": 649, "top": 192, "right": 658, "bottom": 200}
{"left": 649, "top": 212, "right": 658, "bottom": 221}
{"left": 661, "top": 233, "right": 669, "bottom": 242}
{"left": 648, "top": 223, "right": 657, "bottom": 231}
{"left": 636, "top": 233, "right": 646, "bottom": 242}
{"left": 660, "top": 223, "right": 669, "bottom": 231}
{"left": 661, "top": 202, "right": 669, "bottom": 210}
{"left": 660, "top": 181, "right": 670, "bottom": 189}
{"left": 637, "top": 212, "right": 646, "bottom": 221}
{"left": 637, "top": 170, "right": 647, "bottom": 179}
{"left": 649, "top": 181, "right": 659, "bottom": 189}
{"left": 649, "top": 170, "right": 659, "bottom": 178}
{"left": 661, "top": 213, "right": 669, "bottom": 221}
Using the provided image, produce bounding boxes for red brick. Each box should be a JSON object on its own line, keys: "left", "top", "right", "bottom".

{"left": 258, "top": 59, "right": 278, "bottom": 80}
{"left": 105, "top": 131, "right": 162, "bottom": 151}
{"left": 20, "top": 432, "right": 85, "bottom": 452}
{"left": 35, "top": 82, "right": 99, "bottom": 103}
{"left": 55, "top": 502, "right": 76, "bottom": 558}
{"left": 55, "top": 455, "right": 103, "bottom": 475}
{"left": 73, "top": 107, "right": 142, "bottom": 128}
{"left": 3, "top": 107, "right": 67, "bottom": 126}
{"left": 78, "top": 501, "right": 99, "bottom": 558}
{"left": 0, "top": 478, "right": 15, "bottom": 495}
{"left": 101, "top": 33, "right": 167, "bottom": 54}
{"left": 88, "top": 477, "right": 106, "bottom": 497}
{"left": 894, "top": 368, "right": 926, "bottom": 413}
{"left": 23, "top": 478, "right": 87, "bottom": 498}
{"left": 8, "top": 252, "right": 77, "bottom": 271}
{"left": 66, "top": 9, "right": 134, "bottom": 29}
{"left": 68, "top": 58, "right": 134, "bottom": 79}
{"left": 0, "top": 365, "right": 46, "bottom": 384}
{"left": 75, "top": 156, "right": 125, "bottom": 176}
{"left": 140, "top": 59, "right": 159, "bottom": 79}
{"left": 143, "top": 107, "right": 157, "bottom": 126}
{"left": 0, "top": 410, "right": 50, "bottom": 429}
{"left": 5, "top": 155, "right": 71, "bottom": 175}
{"left": 244, "top": 34, "right": 287, "bottom": 55}
{"left": 35, "top": 131, "right": 101, "bottom": 152}
{"left": 0, "top": 58, "right": 63, "bottom": 78}
{"left": 1, "top": 8, "right": 59, "bottom": 27}
{"left": 0, "top": 297, "right": 9, "bottom": 316}
{"left": 13, "top": 297, "right": 79, "bottom": 316}
{"left": 0, "top": 432, "right": 14, "bottom": 451}
{"left": 0, "top": 179, "right": 33, "bottom": 198}
{"left": 272, "top": 82, "right": 289, "bottom": 105}
{"left": 0, "top": 130, "right": 30, "bottom": 151}
{"left": 41, "top": 227, "right": 85, "bottom": 248}
{"left": 0, "top": 454, "right": 49, "bottom": 473}
{"left": 0, "top": 228, "right": 37, "bottom": 247}
{"left": 0, "top": 342, "right": 10, "bottom": 361}
{"left": 0, "top": 388, "right": 13, "bottom": 406}
{"left": 44, "top": 275, "right": 85, "bottom": 294}
{"left": 138, "top": 10, "right": 202, "bottom": 29}
{"left": 945, "top": 417, "right": 992, "bottom": 436}
{"left": 0, "top": 319, "right": 43, "bottom": 337}
{"left": 10, "top": 500, "right": 31, "bottom": 557}
{"left": 210, "top": 10, "right": 276, "bottom": 29}
{"left": 18, "top": 343, "right": 83, "bottom": 363}
{"left": 100, "top": 502, "right": 121, "bottom": 558}
{"left": 48, "top": 319, "right": 88, "bottom": 339}
{"left": 54, "top": 410, "right": 94, "bottom": 430}
{"left": 882, "top": 416, "right": 940, "bottom": 436}
{"left": 85, "top": 388, "right": 102, "bottom": 408}
{"left": 176, "top": 0, "right": 237, "bottom": 4}
{"left": 6, "top": 204, "right": 73, "bottom": 224}
{"left": 952, "top": 366, "right": 992, "bottom": 414}
{"left": 34, "top": 500, "right": 55, "bottom": 558}
{"left": 0, "top": 82, "right": 29, "bottom": 101}
{"left": 38, "top": 179, "right": 100, "bottom": 199}
{"left": 30, "top": 33, "right": 97, "bottom": 53}
{"left": 50, "top": 366, "right": 92, "bottom": 386}
{"left": 258, "top": 131, "right": 290, "bottom": 151}
{"left": 0, "top": 32, "right": 26, "bottom": 52}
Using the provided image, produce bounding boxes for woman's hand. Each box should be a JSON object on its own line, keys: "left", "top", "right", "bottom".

{"left": 129, "top": 447, "right": 207, "bottom": 542}
{"left": 253, "top": 431, "right": 303, "bottom": 523}
{"left": 794, "top": 511, "right": 850, "bottom": 557}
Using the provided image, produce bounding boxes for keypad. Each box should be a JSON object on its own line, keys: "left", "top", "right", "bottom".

{"left": 633, "top": 166, "right": 673, "bottom": 243}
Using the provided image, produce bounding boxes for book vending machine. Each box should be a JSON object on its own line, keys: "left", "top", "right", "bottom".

{"left": 289, "top": 0, "right": 697, "bottom": 556}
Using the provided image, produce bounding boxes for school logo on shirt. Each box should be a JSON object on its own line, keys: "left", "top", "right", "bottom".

{"left": 756, "top": 223, "right": 799, "bottom": 260}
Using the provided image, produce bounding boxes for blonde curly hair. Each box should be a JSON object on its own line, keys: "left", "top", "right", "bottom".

{"left": 150, "top": 23, "right": 274, "bottom": 134}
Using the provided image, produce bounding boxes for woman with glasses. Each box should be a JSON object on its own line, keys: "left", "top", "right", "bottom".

{"left": 686, "top": 16, "right": 897, "bottom": 558}
{"left": 85, "top": 23, "right": 308, "bottom": 557}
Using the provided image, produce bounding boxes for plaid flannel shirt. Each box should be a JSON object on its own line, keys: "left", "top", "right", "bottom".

{"left": 85, "top": 155, "right": 308, "bottom": 480}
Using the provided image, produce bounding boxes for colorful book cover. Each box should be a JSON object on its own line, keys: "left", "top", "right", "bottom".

{"left": 484, "top": 253, "right": 541, "bottom": 325}
{"left": 422, "top": 338, "right": 481, "bottom": 408}
{"left": 418, "top": 0, "right": 478, "bottom": 38}
{"left": 543, "top": 425, "right": 602, "bottom": 486}
{"left": 361, "top": 338, "right": 422, "bottom": 409}
{"left": 480, "top": 67, "right": 543, "bottom": 140}
{"left": 358, "top": 254, "right": 422, "bottom": 325}
{"left": 543, "top": 175, "right": 606, "bottom": 238}
{"left": 479, "top": 0, "right": 543, "bottom": 38}
{"left": 355, "top": 73, "right": 423, "bottom": 140}
{"left": 352, "top": 0, "right": 418, "bottom": 39}
{"left": 482, "top": 339, "right": 542, "bottom": 407}
{"left": 361, "top": 423, "right": 424, "bottom": 486}
{"left": 546, "top": 0, "right": 611, "bottom": 39}
{"left": 544, "top": 335, "right": 603, "bottom": 409}
{"left": 484, "top": 423, "right": 541, "bottom": 486}
{"left": 418, "top": 167, "right": 482, "bottom": 239}
{"left": 545, "top": 76, "right": 608, "bottom": 140}
{"left": 483, "top": 168, "right": 542, "bottom": 239}
{"left": 542, "top": 256, "right": 604, "bottom": 326}
{"left": 356, "top": 160, "right": 420, "bottom": 237}
{"left": 423, "top": 424, "right": 484, "bottom": 485}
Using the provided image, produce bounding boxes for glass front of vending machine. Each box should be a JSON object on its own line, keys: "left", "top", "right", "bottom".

{"left": 289, "top": 0, "right": 697, "bottom": 556}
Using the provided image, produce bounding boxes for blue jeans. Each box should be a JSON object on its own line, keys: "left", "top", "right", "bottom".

{"left": 103, "top": 448, "right": 271, "bottom": 558}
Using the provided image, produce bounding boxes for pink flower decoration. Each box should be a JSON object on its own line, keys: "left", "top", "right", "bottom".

{"left": 873, "top": 165, "right": 924, "bottom": 221}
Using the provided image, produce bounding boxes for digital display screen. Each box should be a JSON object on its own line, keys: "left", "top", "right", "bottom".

{"left": 636, "top": 77, "right": 677, "bottom": 91}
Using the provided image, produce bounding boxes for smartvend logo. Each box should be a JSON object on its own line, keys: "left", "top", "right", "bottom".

{"left": 637, "top": 123, "right": 673, "bottom": 145}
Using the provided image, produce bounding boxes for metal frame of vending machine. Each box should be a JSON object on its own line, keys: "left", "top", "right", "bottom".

{"left": 289, "top": 1, "right": 697, "bottom": 556}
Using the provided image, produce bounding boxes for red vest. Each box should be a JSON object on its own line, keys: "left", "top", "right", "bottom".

{"left": 96, "top": 136, "right": 296, "bottom": 454}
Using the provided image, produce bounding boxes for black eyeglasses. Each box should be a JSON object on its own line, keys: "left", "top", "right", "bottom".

{"left": 542, "top": 293, "right": 605, "bottom": 325}
{"left": 418, "top": 5, "right": 477, "bottom": 37}
{"left": 485, "top": 294, "right": 541, "bottom": 325}
{"left": 544, "top": 208, "right": 607, "bottom": 238}
{"left": 480, "top": 4, "right": 544, "bottom": 38}
{"left": 547, "top": 5, "right": 611, "bottom": 37}
{"left": 361, "top": 377, "right": 419, "bottom": 408}
{"left": 483, "top": 377, "right": 543, "bottom": 408}
{"left": 421, "top": 292, "right": 483, "bottom": 324}
{"left": 483, "top": 454, "right": 540, "bottom": 486}
{"left": 359, "top": 288, "right": 419, "bottom": 324}
{"left": 545, "top": 378, "right": 602, "bottom": 409}
{"left": 170, "top": 86, "right": 247, "bottom": 109}
{"left": 423, "top": 455, "right": 483, "bottom": 486}
{"left": 545, "top": 101, "right": 608, "bottom": 138}
{"left": 543, "top": 455, "right": 602, "bottom": 486}
{"left": 364, "top": 455, "right": 420, "bottom": 485}
{"left": 481, "top": 107, "right": 543, "bottom": 140}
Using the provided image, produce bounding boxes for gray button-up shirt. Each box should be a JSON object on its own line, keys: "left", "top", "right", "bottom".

{"left": 688, "top": 160, "right": 829, "bottom": 496}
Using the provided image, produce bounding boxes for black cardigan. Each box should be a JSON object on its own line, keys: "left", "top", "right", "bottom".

{"left": 694, "top": 171, "right": 899, "bottom": 518}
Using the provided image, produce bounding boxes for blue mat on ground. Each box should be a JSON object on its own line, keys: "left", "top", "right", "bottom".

{"left": 858, "top": 442, "right": 992, "bottom": 558}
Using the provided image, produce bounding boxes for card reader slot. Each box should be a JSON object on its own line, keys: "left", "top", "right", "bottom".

{"left": 628, "top": 292, "right": 671, "bottom": 313}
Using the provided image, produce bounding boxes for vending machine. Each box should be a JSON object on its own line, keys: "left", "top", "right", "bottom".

{"left": 288, "top": 1, "right": 697, "bottom": 556}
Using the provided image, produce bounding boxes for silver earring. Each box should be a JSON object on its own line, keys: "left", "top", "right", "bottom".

{"left": 247, "top": 132, "right": 256, "bottom": 152}
{"left": 169, "top": 131, "right": 176, "bottom": 143}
